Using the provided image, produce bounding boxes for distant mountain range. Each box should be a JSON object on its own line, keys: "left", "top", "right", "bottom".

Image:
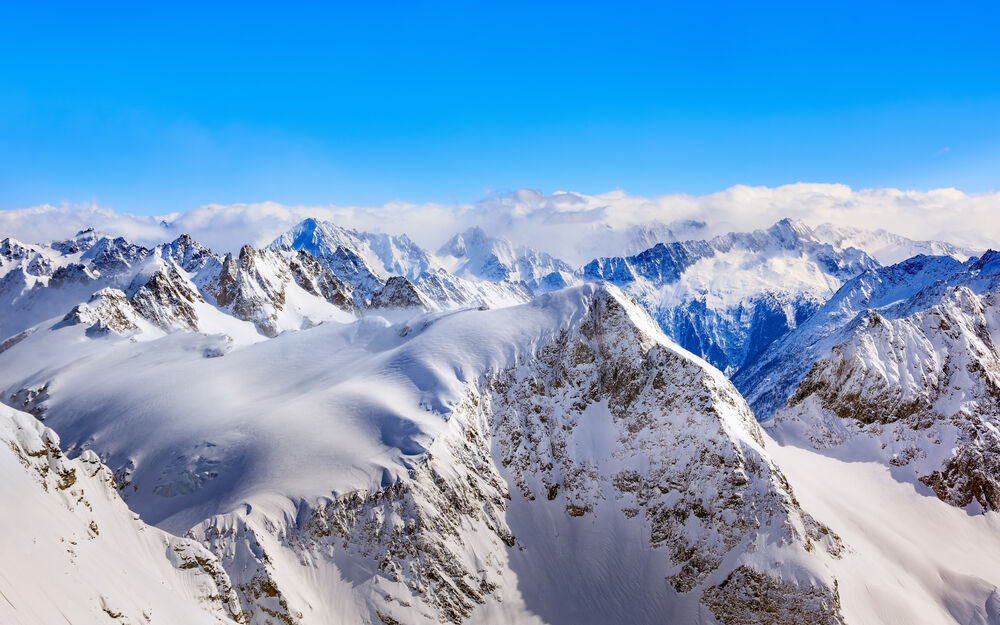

{"left": 2, "top": 216, "right": 998, "bottom": 625}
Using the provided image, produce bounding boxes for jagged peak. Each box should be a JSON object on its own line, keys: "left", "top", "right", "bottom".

{"left": 762, "top": 217, "right": 816, "bottom": 246}
{"left": 969, "top": 248, "right": 1000, "bottom": 273}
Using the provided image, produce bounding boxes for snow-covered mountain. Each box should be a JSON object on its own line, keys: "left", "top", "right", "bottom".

{"left": 738, "top": 250, "right": 1000, "bottom": 515}
{"left": 813, "top": 223, "right": 979, "bottom": 265}
{"left": 0, "top": 284, "right": 850, "bottom": 624}
{"left": 578, "top": 218, "right": 879, "bottom": 375}
{"left": 271, "top": 218, "right": 534, "bottom": 311}
{"left": 437, "top": 226, "right": 575, "bottom": 292}
{"left": 7, "top": 218, "right": 1000, "bottom": 624}
{"left": 0, "top": 229, "right": 357, "bottom": 343}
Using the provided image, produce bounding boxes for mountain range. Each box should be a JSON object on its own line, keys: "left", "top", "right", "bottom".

{"left": 2, "top": 216, "right": 998, "bottom": 625}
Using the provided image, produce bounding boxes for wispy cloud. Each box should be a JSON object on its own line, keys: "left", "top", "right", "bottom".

{"left": 2, "top": 184, "right": 998, "bottom": 264}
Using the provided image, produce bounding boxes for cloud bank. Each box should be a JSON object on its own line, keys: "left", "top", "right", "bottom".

{"left": 1, "top": 184, "right": 998, "bottom": 264}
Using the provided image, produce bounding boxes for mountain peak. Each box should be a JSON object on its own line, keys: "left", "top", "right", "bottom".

{"left": 766, "top": 217, "right": 815, "bottom": 245}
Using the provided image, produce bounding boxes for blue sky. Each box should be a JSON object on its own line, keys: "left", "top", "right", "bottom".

{"left": 1, "top": 1, "right": 998, "bottom": 214}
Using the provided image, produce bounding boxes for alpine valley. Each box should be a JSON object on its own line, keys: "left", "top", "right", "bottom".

{"left": 3, "top": 215, "right": 1000, "bottom": 625}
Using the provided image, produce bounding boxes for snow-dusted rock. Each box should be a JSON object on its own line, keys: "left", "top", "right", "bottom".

{"left": 759, "top": 251, "right": 1000, "bottom": 513}
{"left": 64, "top": 287, "right": 144, "bottom": 335}
{"left": 272, "top": 218, "right": 535, "bottom": 312}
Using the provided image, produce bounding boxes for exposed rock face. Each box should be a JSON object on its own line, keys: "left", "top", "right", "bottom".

{"left": 82, "top": 236, "right": 150, "bottom": 275}
{"left": 208, "top": 246, "right": 289, "bottom": 336}
{"left": 735, "top": 254, "right": 968, "bottom": 418}
{"left": 271, "top": 218, "right": 536, "bottom": 311}
{"left": 2, "top": 230, "right": 361, "bottom": 343}
{"left": 168, "top": 286, "right": 846, "bottom": 625}
{"left": 288, "top": 249, "right": 353, "bottom": 312}
{"left": 770, "top": 253, "right": 1000, "bottom": 512}
{"left": 161, "top": 233, "right": 218, "bottom": 273}
{"left": 201, "top": 245, "right": 357, "bottom": 336}
{"left": 132, "top": 266, "right": 204, "bottom": 331}
{"left": 486, "top": 290, "right": 842, "bottom": 596}
{"left": 192, "top": 392, "right": 512, "bottom": 625}
{"left": 369, "top": 276, "right": 429, "bottom": 310}
{"left": 204, "top": 246, "right": 293, "bottom": 337}
{"left": 702, "top": 566, "right": 846, "bottom": 625}
{"left": 64, "top": 287, "right": 142, "bottom": 334}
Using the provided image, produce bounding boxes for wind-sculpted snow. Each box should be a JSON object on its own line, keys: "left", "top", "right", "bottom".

{"left": 0, "top": 284, "right": 846, "bottom": 624}
{"left": 0, "top": 403, "right": 245, "bottom": 625}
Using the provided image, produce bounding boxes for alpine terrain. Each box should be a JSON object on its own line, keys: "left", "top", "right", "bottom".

{"left": 2, "top": 218, "right": 999, "bottom": 625}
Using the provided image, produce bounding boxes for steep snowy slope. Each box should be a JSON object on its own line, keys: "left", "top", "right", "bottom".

{"left": 735, "top": 254, "right": 968, "bottom": 418}
{"left": 580, "top": 218, "right": 878, "bottom": 375}
{"left": 0, "top": 284, "right": 847, "bottom": 625}
{"left": 0, "top": 403, "right": 244, "bottom": 625}
{"left": 769, "top": 439, "right": 1000, "bottom": 625}
{"left": 740, "top": 250, "right": 1000, "bottom": 515}
{"left": 437, "top": 226, "right": 575, "bottom": 292}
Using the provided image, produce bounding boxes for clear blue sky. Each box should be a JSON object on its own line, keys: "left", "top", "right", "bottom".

{"left": 1, "top": 1, "right": 998, "bottom": 214}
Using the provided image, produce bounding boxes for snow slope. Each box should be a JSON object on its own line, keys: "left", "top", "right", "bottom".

{"left": 769, "top": 437, "right": 1000, "bottom": 625}
{"left": 0, "top": 403, "right": 244, "bottom": 625}
{"left": 0, "top": 283, "right": 846, "bottom": 624}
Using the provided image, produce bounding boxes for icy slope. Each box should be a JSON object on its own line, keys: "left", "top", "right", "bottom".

{"left": 769, "top": 438, "right": 1000, "bottom": 625}
{"left": 579, "top": 218, "right": 878, "bottom": 374}
{"left": 0, "top": 403, "right": 244, "bottom": 625}
{"left": 0, "top": 284, "right": 846, "bottom": 624}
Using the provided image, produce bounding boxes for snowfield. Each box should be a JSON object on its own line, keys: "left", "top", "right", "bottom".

{"left": 1, "top": 219, "right": 998, "bottom": 625}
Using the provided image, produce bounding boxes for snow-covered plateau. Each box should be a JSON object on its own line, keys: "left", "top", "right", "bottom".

{"left": 2, "top": 219, "right": 999, "bottom": 625}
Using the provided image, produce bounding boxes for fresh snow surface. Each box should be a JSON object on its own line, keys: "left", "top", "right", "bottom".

{"left": 0, "top": 283, "right": 843, "bottom": 624}
{"left": 769, "top": 434, "right": 1000, "bottom": 625}
{"left": 0, "top": 404, "right": 242, "bottom": 625}
{"left": 0, "top": 285, "right": 641, "bottom": 531}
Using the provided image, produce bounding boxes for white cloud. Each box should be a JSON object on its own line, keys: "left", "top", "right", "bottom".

{"left": 2, "top": 184, "right": 998, "bottom": 265}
